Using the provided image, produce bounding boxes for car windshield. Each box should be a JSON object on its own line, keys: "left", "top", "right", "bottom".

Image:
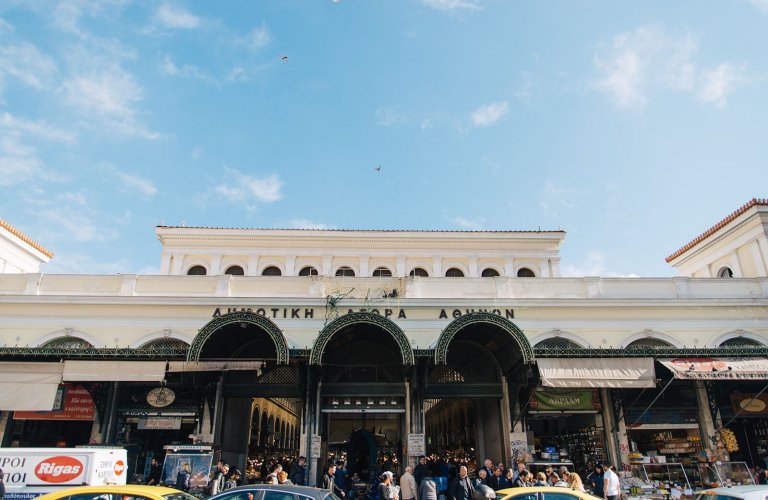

{"left": 694, "top": 494, "right": 741, "bottom": 500}
{"left": 163, "top": 493, "right": 199, "bottom": 500}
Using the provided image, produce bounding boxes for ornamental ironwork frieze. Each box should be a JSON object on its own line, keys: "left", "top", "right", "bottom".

{"left": 309, "top": 312, "right": 415, "bottom": 365}
{"left": 188, "top": 311, "right": 290, "bottom": 364}
{"left": 434, "top": 312, "right": 535, "bottom": 365}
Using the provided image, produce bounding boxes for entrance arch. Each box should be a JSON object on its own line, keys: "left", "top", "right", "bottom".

{"left": 188, "top": 311, "right": 290, "bottom": 363}
{"left": 434, "top": 312, "right": 534, "bottom": 370}
{"left": 310, "top": 312, "right": 414, "bottom": 365}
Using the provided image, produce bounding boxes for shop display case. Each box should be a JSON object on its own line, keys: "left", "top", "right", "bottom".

{"left": 697, "top": 461, "right": 755, "bottom": 487}
{"left": 631, "top": 463, "right": 692, "bottom": 490}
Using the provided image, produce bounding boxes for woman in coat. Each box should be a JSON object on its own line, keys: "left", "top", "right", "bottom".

{"left": 175, "top": 463, "right": 191, "bottom": 492}
{"left": 419, "top": 476, "right": 438, "bottom": 500}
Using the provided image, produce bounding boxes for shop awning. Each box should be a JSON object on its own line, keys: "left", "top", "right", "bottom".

{"left": 63, "top": 360, "right": 166, "bottom": 382}
{"left": 537, "top": 358, "right": 656, "bottom": 388}
{"left": 658, "top": 357, "right": 768, "bottom": 380}
{"left": 0, "top": 362, "right": 63, "bottom": 411}
{"left": 167, "top": 361, "right": 265, "bottom": 372}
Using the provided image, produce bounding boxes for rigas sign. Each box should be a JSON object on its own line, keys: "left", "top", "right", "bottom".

{"left": 212, "top": 306, "right": 514, "bottom": 320}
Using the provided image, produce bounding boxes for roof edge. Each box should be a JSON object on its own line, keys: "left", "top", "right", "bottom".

{"left": 666, "top": 198, "right": 768, "bottom": 263}
{"left": 0, "top": 218, "right": 54, "bottom": 259}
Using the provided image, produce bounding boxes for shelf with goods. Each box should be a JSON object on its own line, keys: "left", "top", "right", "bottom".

{"left": 534, "top": 425, "right": 605, "bottom": 474}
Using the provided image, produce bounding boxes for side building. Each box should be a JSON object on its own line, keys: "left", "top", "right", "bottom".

{"left": 0, "top": 200, "right": 767, "bottom": 486}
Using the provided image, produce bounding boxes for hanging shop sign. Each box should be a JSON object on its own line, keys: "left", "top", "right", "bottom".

{"left": 730, "top": 392, "right": 768, "bottom": 416}
{"left": 530, "top": 388, "right": 601, "bottom": 412}
{"left": 147, "top": 387, "right": 176, "bottom": 408}
{"left": 138, "top": 417, "right": 182, "bottom": 430}
{"left": 14, "top": 384, "right": 95, "bottom": 421}
{"left": 408, "top": 433, "right": 425, "bottom": 456}
{"left": 659, "top": 357, "right": 768, "bottom": 380}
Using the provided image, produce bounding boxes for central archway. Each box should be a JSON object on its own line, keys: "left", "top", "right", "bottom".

{"left": 188, "top": 311, "right": 290, "bottom": 363}
{"left": 310, "top": 312, "right": 414, "bottom": 365}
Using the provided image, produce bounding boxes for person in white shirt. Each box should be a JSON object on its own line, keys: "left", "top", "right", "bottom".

{"left": 400, "top": 466, "right": 418, "bottom": 500}
{"left": 603, "top": 462, "right": 621, "bottom": 500}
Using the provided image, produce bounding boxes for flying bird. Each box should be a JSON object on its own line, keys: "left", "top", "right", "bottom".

{"left": 374, "top": 165, "right": 381, "bottom": 172}
{"left": 280, "top": 55, "right": 288, "bottom": 61}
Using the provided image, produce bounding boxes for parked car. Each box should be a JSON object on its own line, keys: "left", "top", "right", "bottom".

{"left": 496, "top": 486, "right": 602, "bottom": 500}
{"left": 209, "top": 484, "right": 341, "bottom": 500}
{"left": 695, "top": 485, "right": 768, "bottom": 500}
{"left": 34, "top": 485, "right": 196, "bottom": 500}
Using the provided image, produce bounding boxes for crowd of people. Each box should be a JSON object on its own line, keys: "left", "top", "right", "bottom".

{"left": 318, "top": 456, "right": 622, "bottom": 500}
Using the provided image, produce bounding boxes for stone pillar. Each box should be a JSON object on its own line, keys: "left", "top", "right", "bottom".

{"left": 220, "top": 398, "right": 252, "bottom": 473}
{"left": 303, "top": 366, "right": 321, "bottom": 487}
{"left": 286, "top": 255, "right": 297, "bottom": 276}
{"left": 322, "top": 256, "right": 332, "bottom": 276}
{"left": 504, "top": 259, "right": 515, "bottom": 277}
{"left": 601, "top": 389, "right": 630, "bottom": 471}
{"left": 469, "top": 256, "right": 478, "bottom": 277}
{"left": 101, "top": 382, "right": 120, "bottom": 444}
{"left": 432, "top": 258, "right": 442, "bottom": 278}
{"left": 359, "top": 256, "right": 370, "bottom": 277}
{"left": 247, "top": 256, "right": 259, "bottom": 276}
{"left": 160, "top": 254, "right": 172, "bottom": 274}
{"left": 695, "top": 381, "right": 722, "bottom": 457}
{"left": 500, "top": 378, "right": 514, "bottom": 464}
{"left": 171, "top": 254, "right": 185, "bottom": 274}
{"left": 751, "top": 240, "right": 768, "bottom": 276}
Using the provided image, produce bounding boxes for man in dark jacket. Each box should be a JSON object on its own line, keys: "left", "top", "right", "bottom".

{"left": 450, "top": 466, "right": 473, "bottom": 500}
{"left": 414, "top": 456, "right": 429, "bottom": 487}
{"left": 290, "top": 457, "right": 307, "bottom": 486}
{"left": 320, "top": 463, "right": 346, "bottom": 497}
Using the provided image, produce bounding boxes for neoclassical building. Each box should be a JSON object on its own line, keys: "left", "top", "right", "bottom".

{"left": 0, "top": 199, "right": 767, "bottom": 485}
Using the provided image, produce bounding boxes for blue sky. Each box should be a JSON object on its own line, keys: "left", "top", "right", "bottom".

{"left": 1, "top": 0, "right": 766, "bottom": 277}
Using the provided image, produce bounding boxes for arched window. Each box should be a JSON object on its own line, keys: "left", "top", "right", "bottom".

{"left": 409, "top": 267, "right": 429, "bottom": 277}
{"left": 42, "top": 337, "right": 94, "bottom": 349}
{"left": 373, "top": 267, "right": 392, "bottom": 277}
{"left": 481, "top": 268, "right": 500, "bottom": 277}
{"left": 187, "top": 265, "right": 207, "bottom": 276}
{"left": 535, "top": 338, "right": 583, "bottom": 349}
{"left": 626, "top": 338, "right": 673, "bottom": 348}
{"left": 517, "top": 267, "right": 535, "bottom": 278}
{"left": 225, "top": 265, "right": 244, "bottom": 276}
{"left": 720, "top": 337, "right": 763, "bottom": 347}
{"left": 262, "top": 266, "right": 282, "bottom": 276}
{"left": 335, "top": 266, "right": 355, "bottom": 277}
{"left": 718, "top": 267, "right": 734, "bottom": 278}
{"left": 445, "top": 268, "right": 464, "bottom": 277}
{"left": 299, "top": 266, "right": 318, "bottom": 276}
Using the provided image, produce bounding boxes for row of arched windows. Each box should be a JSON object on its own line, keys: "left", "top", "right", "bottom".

{"left": 187, "top": 264, "right": 537, "bottom": 277}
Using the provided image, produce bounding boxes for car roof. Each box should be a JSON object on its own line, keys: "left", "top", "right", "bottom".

{"left": 698, "top": 485, "right": 768, "bottom": 498}
{"left": 213, "top": 484, "right": 331, "bottom": 499}
{"left": 37, "top": 485, "right": 183, "bottom": 499}
{"left": 497, "top": 486, "right": 600, "bottom": 498}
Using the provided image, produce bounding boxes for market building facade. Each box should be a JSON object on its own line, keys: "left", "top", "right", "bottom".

{"left": 1, "top": 199, "right": 767, "bottom": 488}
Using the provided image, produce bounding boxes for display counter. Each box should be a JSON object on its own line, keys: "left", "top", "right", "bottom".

{"left": 697, "top": 461, "right": 754, "bottom": 487}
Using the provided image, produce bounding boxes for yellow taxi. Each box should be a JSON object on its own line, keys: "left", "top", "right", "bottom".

{"left": 496, "top": 486, "right": 603, "bottom": 500}
{"left": 34, "top": 485, "right": 197, "bottom": 500}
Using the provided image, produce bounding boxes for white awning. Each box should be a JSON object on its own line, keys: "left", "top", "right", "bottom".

{"left": 659, "top": 357, "right": 768, "bottom": 380}
{"left": 167, "top": 361, "right": 265, "bottom": 372}
{"left": 0, "top": 362, "right": 63, "bottom": 411}
{"left": 63, "top": 360, "right": 167, "bottom": 382}
{"left": 537, "top": 358, "right": 656, "bottom": 388}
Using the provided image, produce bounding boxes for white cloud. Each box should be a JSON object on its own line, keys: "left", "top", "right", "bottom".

{"left": 421, "top": 0, "right": 482, "bottom": 12}
{"left": 376, "top": 106, "right": 410, "bottom": 126}
{"left": 448, "top": 216, "right": 486, "bottom": 230}
{"left": 470, "top": 101, "right": 509, "bottom": 126}
{"left": 290, "top": 219, "right": 336, "bottom": 230}
{"left": 594, "top": 26, "right": 697, "bottom": 109}
{"left": 0, "top": 136, "right": 44, "bottom": 186}
{"left": 0, "top": 43, "right": 58, "bottom": 91}
{"left": 237, "top": 23, "right": 271, "bottom": 50}
{"left": 0, "top": 112, "right": 76, "bottom": 143}
{"left": 750, "top": 0, "right": 768, "bottom": 12}
{"left": 62, "top": 69, "right": 160, "bottom": 139}
{"left": 154, "top": 4, "right": 200, "bottom": 29}
{"left": 561, "top": 251, "right": 639, "bottom": 278}
{"left": 540, "top": 181, "right": 577, "bottom": 219}
{"left": 697, "top": 63, "right": 745, "bottom": 110}
{"left": 111, "top": 168, "right": 158, "bottom": 196}
{"left": 33, "top": 207, "right": 116, "bottom": 242}
{"left": 0, "top": 18, "right": 14, "bottom": 33}
{"left": 161, "top": 55, "right": 217, "bottom": 84}
{"left": 214, "top": 169, "right": 283, "bottom": 203}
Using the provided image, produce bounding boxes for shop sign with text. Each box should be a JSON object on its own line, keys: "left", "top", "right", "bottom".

{"left": 730, "top": 392, "right": 768, "bottom": 416}
{"left": 212, "top": 306, "right": 514, "bottom": 320}
{"left": 530, "top": 388, "right": 601, "bottom": 411}
{"left": 14, "top": 384, "right": 95, "bottom": 421}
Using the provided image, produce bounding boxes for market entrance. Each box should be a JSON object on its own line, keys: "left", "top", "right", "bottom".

{"left": 189, "top": 311, "right": 298, "bottom": 479}
{"left": 311, "top": 313, "right": 414, "bottom": 481}
{"left": 426, "top": 313, "right": 534, "bottom": 472}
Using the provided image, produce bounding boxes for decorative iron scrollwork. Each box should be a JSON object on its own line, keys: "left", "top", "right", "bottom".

{"left": 188, "top": 311, "right": 290, "bottom": 364}
{"left": 434, "top": 313, "right": 534, "bottom": 365}
{"left": 310, "top": 312, "right": 414, "bottom": 365}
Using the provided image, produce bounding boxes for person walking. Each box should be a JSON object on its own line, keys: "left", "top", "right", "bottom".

{"left": 414, "top": 456, "right": 429, "bottom": 487}
{"left": 401, "top": 466, "right": 418, "bottom": 500}
{"left": 603, "top": 463, "right": 620, "bottom": 500}
{"left": 588, "top": 465, "right": 604, "bottom": 497}
{"left": 449, "top": 466, "right": 473, "bottom": 500}
{"left": 419, "top": 475, "right": 438, "bottom": 500}
{"left": 321, "top": 463, "right": 346, "bottom": 497}
{"left": 378, "top": 471, "right": 398, "bottom": 500}
{"left": 146, "top": 458, "right": 163, "bottom": 486}
{"left": 290, "top": 457, "right": 307, "bottom": 486}
{"left": 175, "top": 463, "right": 191, "bottom": 492}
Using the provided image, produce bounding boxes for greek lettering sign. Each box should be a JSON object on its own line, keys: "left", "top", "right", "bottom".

{"left": 138, "top": 417, "right": 182, "bottom": 430}
{"left": 212, "top": 306, "right": 514, "bottom": 321}
{"left": 530, "top": 388, "right": 601, "bottom": 411}
{"left": 408, "top": 433, "right": 425, "bottom": 456}
{"left": 309, "top": 434, "right": 322, "bottom": 459}
{"left": 14, "top": 384, "right": 95, "bottom": 421}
